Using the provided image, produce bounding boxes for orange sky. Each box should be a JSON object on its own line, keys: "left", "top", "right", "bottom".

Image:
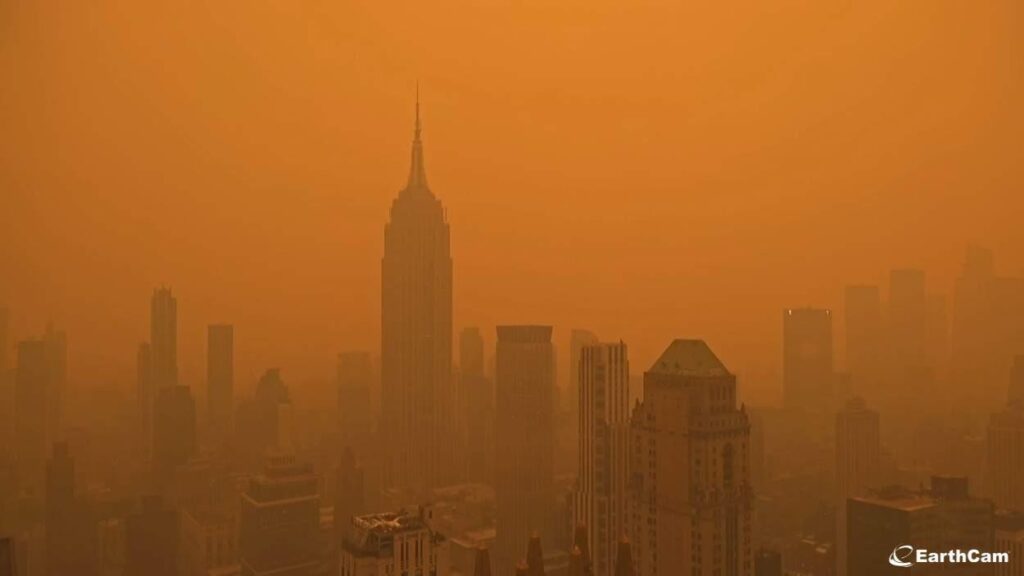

{"left": 1, "top": 0, "right": 1021, "bottom": 404}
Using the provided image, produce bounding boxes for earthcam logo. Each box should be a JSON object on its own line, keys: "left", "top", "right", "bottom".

{"left": 888, "top": 545, "right": 1009, "bottom": 567}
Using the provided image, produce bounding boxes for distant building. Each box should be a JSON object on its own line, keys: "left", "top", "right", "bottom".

{"left": 14, "top": 328, "right": 66, "bottom": 477}
{"left": 888, "top": 269, "right": 928, "bottom": 373}
{"left": 207, "top": 324, "right": 234, "bottom": 445}
{"left": 629, "top": 339, "right": 754, "bottom": 576}
{"left": 180, "top": 508, "right": 238, "bottom": 576}
{"left": 380, "top": 96, "right": 456, "bottom": 495}
{"left": 334, "top": 447, "right": 366, "bottom": 544}
{"left": 239, "top": 452, "right": 320, "bottom": 576}
{"left": 124, "top": 496, "right": 178, "bottom": 576}
{"left": 569, "top": 329, "right": 599, "bottom": 414}
{"left": 783, "top": 308, "right": 834, "bottom": 411}
{"left": 152, "top": 385, "right": 197, "bottom": 480}
{"left": 847, "top": 477, "right": 994, "bottom": 576}
{"left": 460, "top": 327, "right": 494, "bottom": 484}
{"left": 988, "top": 402, "right": 1024, "bottom": 512}
{"left": 150, "top": 287, "right": 178, "bottom": 391}
{"left": 45, "top": 442, "right": 97, "bottom": 576}
{"left": 494, "top": 326, "right": 557, "bottom": 572}
{"left": 339, "top": 508, "right": 450, "bottom": 576}
{"left": 836, "top": 397, "right": 881, "bottom": 576}
{"left": 574, "top": 341, "right": 630, "bottom": 576}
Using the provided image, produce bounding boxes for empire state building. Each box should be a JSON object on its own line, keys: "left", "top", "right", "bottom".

{"left": 380, "top": 96, "right": 455, "bottom": 495}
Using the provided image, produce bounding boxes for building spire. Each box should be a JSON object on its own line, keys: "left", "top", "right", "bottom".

{"left": 406, "top": 82, "right": 429, "bottom": 192}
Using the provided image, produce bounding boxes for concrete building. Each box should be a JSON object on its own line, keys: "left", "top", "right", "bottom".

{"left": 150, "top": 287, "right": 178, "bottom": 391}
{"left": 207, "top": 324, "right": 234, "bottom": 445}
{"left": 339, "top": 508, "right": 449, "bottom": 576}
{"left": 835, "top": 397, "right": 881, "bottom": 576}
{"left": 494, "top": 326, "right": 556, "bottom": 572}
{"left": 988, "top": 402, "right": 1024, "bottom": 512}
{"left": 239, "top": 452, "right": 320, "bottom": 576}
{"left": 180, "top": 508, "right": 239, "bottom": 576}
{"left": 573, "top": 342, "right": 630, "bottom": 576}
{"left": 847, "top": 477, "right": 994, "bottom": 576}
{"left": 124, "top": 496, "right": 178, "bottom": 576}
{"left": 380, "top": 95, "right": 456, "bottom": 496}
{"left": 628, "top": 339, "right": 754, "bottom": 576}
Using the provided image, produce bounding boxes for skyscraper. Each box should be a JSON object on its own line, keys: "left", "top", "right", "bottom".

{"left": 45, "top": 442, "right": 97, "bottom": 576}
{"left": 152, "top": 385, "right": 197, "bottom": 480}
{"left": 569, "top": 330, "right": 600, "bottom": 414}
{"left": 844, "top": 285, "right": 883, "bottom": 397}
{"left": 988, "top": 403, "right": 1024, "bottom": 512}
{"left": 339, "top": 508, "right": 450, "bottom": 576}
{"left": 124, "top": 496, "right": 178, "bottom": 576}
{"left": 239, "top": 452, "right": 320, "bottom": 576}
{"left": 835, "top": 397, "right": 881, "bottom": 576}
{"left": 150, "top": 287, "right": 178, "bottom": 391}
{"left": 574, "top": 342, "right": 630, "bottom": 576}
{"left": 495, "top": 326, "right": 556, "bottom": 573}
{"left": 14, "top": 331, "right": 66, "bottom": 475}
{"left": 380, "top": 95, "right": 454, "bottom": 495}
{"left": 783, "top": 308, "right": 834, "bottom": 411}
{"left": 629, "top": 339, "right": 753, "bottom": 576}
{"left": 460, "top": 327, "right": 494, "bottom": 483}
{"left": 207, "top": 324, "right": 234, "bottom": 444}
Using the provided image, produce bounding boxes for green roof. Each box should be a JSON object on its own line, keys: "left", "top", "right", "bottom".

{"left": 648, "top": 339, "right": 730, "bottom": 377}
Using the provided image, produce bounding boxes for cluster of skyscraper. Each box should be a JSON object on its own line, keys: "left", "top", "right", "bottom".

{"left": 1, "top": 103, "right": 1023, "bottom": 576}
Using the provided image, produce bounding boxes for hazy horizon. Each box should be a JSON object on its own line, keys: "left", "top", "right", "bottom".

{"left": 2, "top": 0, "right": 1021, "bottom": 402}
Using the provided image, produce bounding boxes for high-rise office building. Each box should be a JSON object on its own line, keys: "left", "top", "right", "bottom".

{"left": 124, "top": 496, "right": 178, "bottom": 576}
{"left": 180, "top": 507, "right": 238, "bottom": 576}
{"left": 337, "top": 352, "right": 374, "bottom": 456}
{"left": 574, "top": 342, "right": 630, "bottom": 576}
{"left": 495, "top": 326, "right": 556, "bottom": 573}
{"left": 628, "top": 339, "right": 754, "bottom": 576}
{"left": 335, "top": 447, "right": 366, "bottom": 544}
{"left": 45, "top": 443, "right": 97, "bottom": 576}
{"left": 847, "top": 477, "right": 994, "bottom": 576}
{"left": 207, "top": 324, "right": 234, "bottom": 444}
{"left": 988, "top": 403, "right": 1024, "bottom": 513}
{"left": 844, "top": 285, "right": 883, "bottom": 397}
{"left": 239, "top": 452, "right": 320, "bottom": 576}
{"left": 569, "top": 330, "right": 599, "bottom": 413}
{"left": 14, "top": 331, "right": 66, "bottom": 474}
{"left": 152, "top": 385, "right": 197, "bottom": 480}
{"left": 460, "top": 327, "right": 494, "bottom": 483}
{"left": 339, "top": 508, "right": 450, "bottom": 576}
{"left": 783, "top": 308, "right": 834, "bottom": 411}
{"left": 835, "top": 397, "right": 881, "bottom": 576}
{"left": 137, "top": 342, "right": 152, "bottom": 454}
{"left": 150, "top": 288, "right": 178, "bottom": 390}
{"left": 380, "top": 97, "right": 455, "bottom": 495}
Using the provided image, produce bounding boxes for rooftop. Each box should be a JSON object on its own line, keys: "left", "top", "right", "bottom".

{"left": 647, "top": 339, "right": 730, "bottom": 378}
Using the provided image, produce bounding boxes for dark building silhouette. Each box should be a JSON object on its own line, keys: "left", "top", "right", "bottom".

{"left": 460, "top": 327, "right": 494, "bottom": 483}
{"left": 150, "top": 287, "right": 178, "bottom": 390}
{"left": 235, "top": 369, "right": 291, "bottom": 463}
{"left": 629, "top": 340, "right": 754, "bottom": 576}
{"left": 153, "top": 385, "right": 197, "bottom": 480}
{"left": 844, "top": 285, "right": 884, "bottom": 398}
{"left": 14, "top": 328, "right": 66, "bottom": 478}
{"left": 45, "top": 442, "right": 97, "bottom": 576}
{"left": 783, "top": 308, "right": 834, "bottom": 411}
{"left": 239, "top": 452, "right": 320, "bottom": 576}
{"left": 124, "top": 495, "right": 178, "bottom": 576}
{"left": 136, "top": 342, "right": 153, "bottom": 455}
{"left": 207, "top": 324, "right": 234, "bottom": 444}
{"left": 495, "top": 326, "right": 556, "bottom": 573}
{"left": 334, "top": 447, "right": 365, "bottom": 544}
{"left": 847, "top": 477, "right": 994, "bottom": 576}
{"left": 380, "top": 97, "right": 455, "bottom": 495}
{"left": 836, "top": 397, "right": 881, "bottom": 576}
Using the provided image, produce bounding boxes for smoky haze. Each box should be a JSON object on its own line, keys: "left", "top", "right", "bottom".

{"left": 2, "top": 1, "right": 1021, "bottom": 399}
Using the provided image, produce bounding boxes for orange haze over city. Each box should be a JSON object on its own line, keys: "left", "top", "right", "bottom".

{"left": 2, "top": 0, "right": 1021, "bottom": 403}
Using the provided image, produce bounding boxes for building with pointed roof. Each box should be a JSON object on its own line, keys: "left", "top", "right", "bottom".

{"left": 628, "top": 339, "right": 754, "bottom": 576}
{"left": 380, "top": 92, "right": 456, "bottom": 495}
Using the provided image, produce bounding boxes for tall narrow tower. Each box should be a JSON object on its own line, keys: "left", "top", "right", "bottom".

{"left": 150, "top": 287, "right": 178, "bottom": 391}
{"left": 380, "top": 93, "right": 454, "bottom": 494}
